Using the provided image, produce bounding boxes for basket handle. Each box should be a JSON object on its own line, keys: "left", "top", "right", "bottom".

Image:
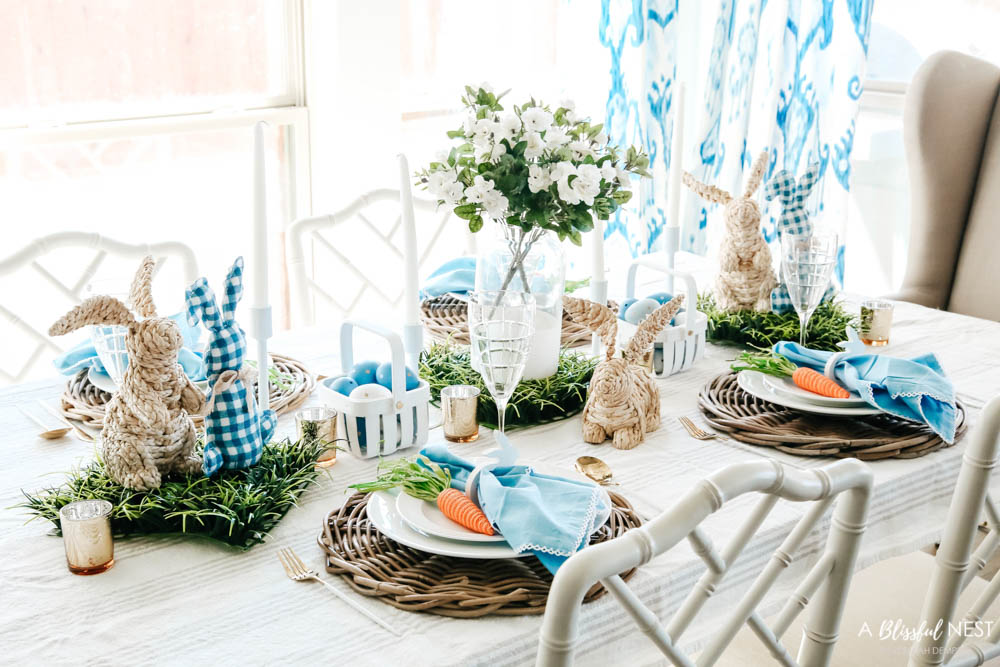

{"left": 340, "top": 320, "right": 407, "bottom": 408}
{"left": 625, "top": 257, "right": 698, "bottom": 336}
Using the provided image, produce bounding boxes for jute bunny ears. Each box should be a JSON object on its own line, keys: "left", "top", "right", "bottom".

{"left": 562, "top": 294, "right": 685, "bottom": 361}
{"left": 682, "top": 150, "right": 769, "bottom": 205}
{"left": 49, "top": 256, "right": 159, "bottom": 335}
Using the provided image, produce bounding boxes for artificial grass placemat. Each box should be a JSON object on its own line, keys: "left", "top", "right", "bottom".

{"left": 19, "top": 438, "right": 327, "bottom": 550}
{"left": 698, "top": 293, "right": 858, "bottom": 352}
{"left": 419, "top": 342, "right": 597, "bottom": 430}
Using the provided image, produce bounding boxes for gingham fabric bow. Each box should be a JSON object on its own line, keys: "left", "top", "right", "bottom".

{"left": 186, "top": 257, "right": 276, "bottom": 476}
{"left": 764, "top": 164, "right": 833, "bottom": 313}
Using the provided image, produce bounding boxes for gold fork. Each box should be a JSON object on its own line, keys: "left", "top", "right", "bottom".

{"left": 678, "top": 416, "right": 727, "bottom": 441}
{"left": 277, "top": 546, "right": 401, "bottom": 636}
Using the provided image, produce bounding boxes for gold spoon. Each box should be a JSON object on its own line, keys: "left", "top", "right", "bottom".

{"left": 17, "top": 405, "right": 70, "bottom": 440}
{"left": 37, "top": 400, "right": 94, "bottom": 443}
{"left": 575, "top": 455, "right": 620, "bottom": 486}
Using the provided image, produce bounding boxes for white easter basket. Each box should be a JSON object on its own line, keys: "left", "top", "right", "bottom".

{"left": 623, "top": 257, "right": 707, "bottom": 378}
{"left": 318, "top": 320, "right": 430, "bottom": 459}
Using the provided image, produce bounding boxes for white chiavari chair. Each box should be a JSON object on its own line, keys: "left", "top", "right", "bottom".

{"left": 0, "top": 232, "right": 198, "bottom": 385}
{"left": 536, "top": 458, "right": 874, "bottom": 666}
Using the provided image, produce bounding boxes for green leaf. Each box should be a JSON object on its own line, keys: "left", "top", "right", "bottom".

{"left": 612, "top": 190, "right": 633, "bottom": 205}
{"left": 454, "top": 204, "right": 478, "bottom": 220}
{"left": 446, "top": 129, "right": 465, "bottom": 139}
{"left": 469, "top": 215, "right": 484, "bottom": 233}
{"left": 568, "top": 230, "right": 583, "bottom": 246}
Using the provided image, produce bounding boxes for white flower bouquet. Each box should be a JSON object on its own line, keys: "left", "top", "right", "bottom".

{"left": 416, "top": 84, "right": 650, "bottom": 292}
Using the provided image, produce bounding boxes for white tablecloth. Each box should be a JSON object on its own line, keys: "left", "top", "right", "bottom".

{"left": 2, "top": 296, "right": 999, "bottom": 666}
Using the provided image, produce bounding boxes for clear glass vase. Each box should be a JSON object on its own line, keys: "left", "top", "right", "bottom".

{"left": 475, "top": 222, "right": 565, "bottom": 379}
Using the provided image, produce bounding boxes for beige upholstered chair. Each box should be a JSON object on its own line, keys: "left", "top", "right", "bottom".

{"left": 895, "top": 51, "right": 1000, "bottom": 321}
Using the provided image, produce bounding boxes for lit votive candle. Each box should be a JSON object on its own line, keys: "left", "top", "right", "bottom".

{"left": 296, "top": 407, "right": 338, "bottom": 467}
{"left": 860, "top": 300, "right": 894, "bottom": 347}
{"left": 442, "top": 385, "right": 480, "bottom": 443}
{"left": 59, "top": 499, "right": 114, "bottom": 575}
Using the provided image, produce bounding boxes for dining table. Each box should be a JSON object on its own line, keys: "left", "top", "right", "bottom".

{"left": 3, "top": 281, "right": 999, "bottom": 666}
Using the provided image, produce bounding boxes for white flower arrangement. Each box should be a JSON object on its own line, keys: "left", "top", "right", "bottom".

{"left": 416, "top": 85, "right": 651, "bottom": 247}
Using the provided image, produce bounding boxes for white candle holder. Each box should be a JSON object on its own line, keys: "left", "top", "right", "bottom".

{"left": 59, "top": 500, "right": 114, "bottom": 575}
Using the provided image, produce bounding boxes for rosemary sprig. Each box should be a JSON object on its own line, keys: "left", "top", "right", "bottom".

{"left": 349, "top": 455, "right": 450, "bottom": 501}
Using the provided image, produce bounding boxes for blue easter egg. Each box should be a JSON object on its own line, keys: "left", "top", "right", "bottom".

{"left": 329, "top": 376, "right": 358, "bottom": 396}
{"left": 618, "top": 298, "right": 638, "bottom": 321}
{"left": 624, "top": 298, "right": 659, "bottom": 325}
{"left": 375, "top": 362, "right": 419, "bottom": 391}
{"left": 670, "top": 308, "right": 687, "bottom": 327}
{"left": 647, "top": 291, "right": 674, "bottom": 305}
{"left": 349, "top": 360, "right": 380, "bottom": 385}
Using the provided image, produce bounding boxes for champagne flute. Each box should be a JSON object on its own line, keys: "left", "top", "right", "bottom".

{"left": 781, "top": 231, "right": 838, "bottom": 346}
{"left": 467, "top": 290, "right": 535, "bottom": 433}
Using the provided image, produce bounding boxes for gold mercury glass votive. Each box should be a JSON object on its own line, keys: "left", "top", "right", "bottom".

{"left": 442, "top": 385, "right": 480, "bottom": 443}
{"left": 296, "top": 407, "right": 338, "bottom": 467}
{"left": 59, "top": 499, "right": 114, "bottom": 575}
{"left": 860, "top": 300, "right": 894, "bottom": 347}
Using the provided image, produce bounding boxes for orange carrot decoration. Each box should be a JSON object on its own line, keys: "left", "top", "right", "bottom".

{"left": 792, "top": 367, "right": 851, "bottom": 399}
{"left": 436, "top": 488, "right": 494, "bottom": 535}
{"left": 350, "top": 455, "right": 496, "bottom": 536}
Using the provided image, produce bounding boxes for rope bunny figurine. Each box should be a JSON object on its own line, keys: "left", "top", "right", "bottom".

{"left": 683, "top": 150, "right": 777, "bottom": 312}
{"left": 764, "top": 162, "right": 834, "bottom": 313}
{"left": 186, "top": 257, "right": 276, "bottom": 476}
{"left": 563, "top": 293, "right": 684, "bottom": 450}
{"left": 49, "top": 257, "right": 205, "bottom": 491}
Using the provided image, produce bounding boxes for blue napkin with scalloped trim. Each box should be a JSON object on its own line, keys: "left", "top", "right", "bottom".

{"left": 420, "top": 437, "right": 611, "bottom": 573}
{"left": 773, "top": 341, "right": 956, "bottom": 443}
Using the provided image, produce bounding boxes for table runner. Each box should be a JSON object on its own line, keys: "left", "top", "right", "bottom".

{"left": 2, "top": 293, "right": 999, "bottom": 666}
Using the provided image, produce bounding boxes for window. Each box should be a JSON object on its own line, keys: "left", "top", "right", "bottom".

{"left": 0, "top": 1, "right": 306, "bottom": 383}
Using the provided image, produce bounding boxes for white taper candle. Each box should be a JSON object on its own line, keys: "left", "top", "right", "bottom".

{"left": 252, "top": 121, "right": 269, "bottom": 309}
{"left": 668, "top": 82, "right": 686, "bottom": 229}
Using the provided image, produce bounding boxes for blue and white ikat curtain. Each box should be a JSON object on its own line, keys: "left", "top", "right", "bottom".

{"left": 600, "top": 0, "right": 874, "bottom": 286}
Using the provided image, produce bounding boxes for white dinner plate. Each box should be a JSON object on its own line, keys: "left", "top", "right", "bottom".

{"left": 737, "top": 370, "right": 881, "bottom": 416}
{"left": 367, "top": 490, "right": 530, "bottom": 559}
{"left": 762, "top": 374, "right": 869, "bottom": 408}
{"left": 395, "top": 493, "right": 506, "bottom": 543}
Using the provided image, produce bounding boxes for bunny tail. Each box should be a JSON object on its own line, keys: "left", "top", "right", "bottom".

{"left": 129, "top": 256, "right": 158, "bottom": 318}
{"left": 562, "top": 296, "right": 617, "bottom": 359}
{"left": 624, "top": 294, "right": 685, "bottom": 362}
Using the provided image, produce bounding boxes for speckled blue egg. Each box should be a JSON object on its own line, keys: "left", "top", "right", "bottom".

{"left": 647, "top": 291, "right": 674, "bottom": 305}
{"left": 328, "top": 376, "right": 359, "bottom": 396}
{"left": 624, "top": 297, "right": 660, "bottom": 325}
{"left": 375, "top": 362, "right": 419, "bottom": 391}
{"left": 348, "top": 360, "right": 380, "bottom": 385}
{"left": 618, "top": 297, "right": 638, "bottom": 321}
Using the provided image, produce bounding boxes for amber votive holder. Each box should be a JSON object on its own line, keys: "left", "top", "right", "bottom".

{"left": 860, "top": 299, "right": 894, "bottom": 347}
{"left": 296, "top": 407, "right": 339, "bottom": 467}
{"left": 442, "top": 385, "right": 480, "bottom": 443}
{"left": 59, "top": 500, "right": 114, "bottom": 575}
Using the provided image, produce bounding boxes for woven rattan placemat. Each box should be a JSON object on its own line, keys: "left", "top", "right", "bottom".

{"left": 317, "top": 490, "right": 642, "bottom": 617}
{"left": 420, "top": 294, "right": 617, "bottom": 349}
{"left": 698, "top": 372, "right": 966, "bottom": 460}
{"left": 59, "top": 352, "right": 315, "bottom": 429}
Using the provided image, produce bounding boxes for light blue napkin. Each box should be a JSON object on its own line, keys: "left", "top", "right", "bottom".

{"left": 420, "top": 436, "right": 612, "bottom": 573}
{"left": 419, "top": 257, "right": 476, "bottom": 300}
{"left": 54, "top": 312, "right": 206, "bottom": 382}
{"left": 773, "top": 340, "right": 957, "bottom": 443}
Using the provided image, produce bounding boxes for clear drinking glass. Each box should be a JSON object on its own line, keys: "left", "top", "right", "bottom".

{"left": 467, "top": 290, "right": 535, "bottom": 434}
{"left": 781, "top": 231, "right": 838, "bottom": 346}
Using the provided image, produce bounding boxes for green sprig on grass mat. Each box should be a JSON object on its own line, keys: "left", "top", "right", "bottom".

{"left": 698, "top": 293, "right": 858, "bottom": 352}
{"left": 18, "top": 439, "right": 327, "bottom": 550}
{"left": 419, "top": 342, "right": 597, "bottom": 430}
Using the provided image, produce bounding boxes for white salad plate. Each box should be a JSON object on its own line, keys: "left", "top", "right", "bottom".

{"left": 368, "top": 490, "right": 529, "bottom": 559}
{"left": 396, "top": 492, "right": 506, "bottom": 543}
{"left": 737, "top": 370, "right": 881, "bottom": 416}
{"left": 762, "top": 374, "right": 869, "bottom": 408}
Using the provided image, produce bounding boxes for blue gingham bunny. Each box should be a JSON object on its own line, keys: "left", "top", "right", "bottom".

{"left": 186, "top": 257, "right": 276, "bottom": 476}
{"left": 765, "top": 163, "right": 834, "bottom": 313}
